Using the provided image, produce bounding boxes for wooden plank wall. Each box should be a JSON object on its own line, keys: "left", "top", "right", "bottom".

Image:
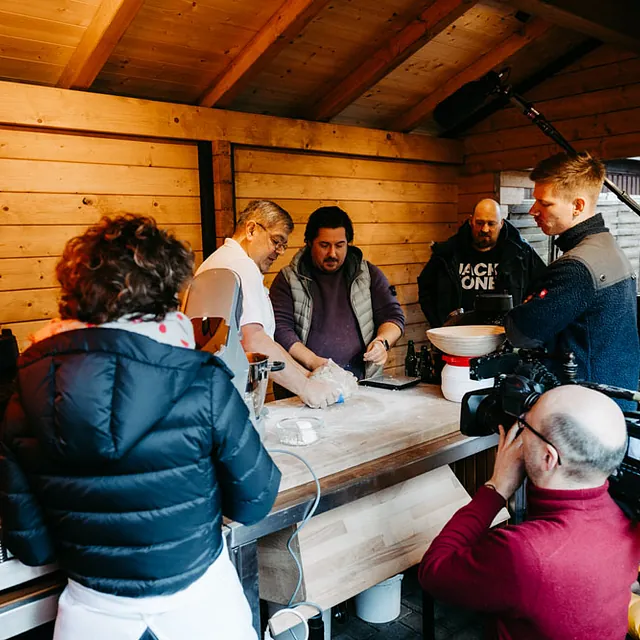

{"left": 599, "top": 199, "right": 640, "bottom": 283}
{"left": 0, "top": 126, "right": 201, "bottom": 351}
{"left": 463, "top": 45, "right": 640, "bottom": 174}
{"left": 458, "top": 170, "right": 552, "bottom": 264}
{"left": 233, "top": 147, "right": 459, "bottom": 375}
{"left": 500, "top": 171, "right": 552, "bottom": 264}
{"left": 457, "top": 172, "right": 499, "bottom": 227}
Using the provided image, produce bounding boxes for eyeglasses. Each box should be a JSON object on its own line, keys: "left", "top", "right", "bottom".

{"left": 517, "top": 416, "right": 562, "bottom": 466}
{"left": 255, "top": 222, "right": 288, "bottom": 254}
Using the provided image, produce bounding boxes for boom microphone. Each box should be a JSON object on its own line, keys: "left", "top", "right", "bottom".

{"left": 433, "top": 70, "right": 506, "bottom": 130}
{"left": 434, "top": 62, "right": 640, "bottom": 219}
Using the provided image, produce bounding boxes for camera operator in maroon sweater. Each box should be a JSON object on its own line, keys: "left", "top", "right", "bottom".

{"left": 420, "top": 386, "right": 640, "bottom": 640}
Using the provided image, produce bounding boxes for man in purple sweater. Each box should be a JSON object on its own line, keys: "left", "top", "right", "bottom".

{"left": 420, "top": 385, "right": 640, "bottom": 640}
{"left": 270, "top": 206, "right": 404, "bottom": 381}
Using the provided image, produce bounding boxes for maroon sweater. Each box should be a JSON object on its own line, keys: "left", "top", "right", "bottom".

{"left": 420, "top": 483, "right": 640, "bottom": 639}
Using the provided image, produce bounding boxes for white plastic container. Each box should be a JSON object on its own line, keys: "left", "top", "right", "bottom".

{"left": 354, "top": 574, "right": 403, "bottom": 623}
{"left": 266, "top": 602, "right": 331, "bottom": 640}
{"left": 441, "top": 355, "right": 494, "bottom": 403}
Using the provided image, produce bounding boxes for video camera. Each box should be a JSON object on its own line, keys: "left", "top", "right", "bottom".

{"left": 460, "top": 348, "right": 564, "bottom": 438}
{"left": 459, "top": 346, "right": 640, "bottom": 520}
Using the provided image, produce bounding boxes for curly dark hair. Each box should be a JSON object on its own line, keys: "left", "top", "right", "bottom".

{"left": 56, "top": 215, "right": 194, "bottom": 324}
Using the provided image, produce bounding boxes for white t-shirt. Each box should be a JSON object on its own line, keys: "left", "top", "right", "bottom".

{"left": 196, "top": 238, "right": 276, "bottom": 338}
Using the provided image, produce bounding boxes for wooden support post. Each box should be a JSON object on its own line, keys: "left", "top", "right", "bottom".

{"left": 212, "top": 141, "right": 236, "bottom": 247}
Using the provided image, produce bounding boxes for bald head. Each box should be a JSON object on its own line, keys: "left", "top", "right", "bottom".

{"left": 470, "top": 199, "right": 504, "bottom": 251}
{"left": 528, "top": 386, "right": 627, "bottom": 484}
{"left": 474, "top": 199, "right": 502, "bottom": 219}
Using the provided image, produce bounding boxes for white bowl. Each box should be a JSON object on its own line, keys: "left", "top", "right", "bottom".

{"left": 426, "top": 325, "right": 506, "bottom": 357}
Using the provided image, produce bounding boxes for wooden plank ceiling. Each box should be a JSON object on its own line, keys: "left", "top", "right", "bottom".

{"left": 0, "top": 0, "right": 638, "bottom": 134}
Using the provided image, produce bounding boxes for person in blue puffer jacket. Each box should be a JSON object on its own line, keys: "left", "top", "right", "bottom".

{"left": 0, "top": 214, "right": 281, "bottom": 640}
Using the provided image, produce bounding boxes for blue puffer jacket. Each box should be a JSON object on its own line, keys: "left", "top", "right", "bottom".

{"left": 0, "top": 328, "right": 281, "bottom": 597}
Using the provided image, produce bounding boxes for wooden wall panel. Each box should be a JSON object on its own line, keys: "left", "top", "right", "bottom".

{"left": 463, "top": 46, "right": 640, "bottom": 174}
{"left": 234, "top": 147, "right": 458, "bottom": 376}
{"left": 0, "top": 127, "right": 199, "bottom": 168}
{"left": 0, "top": 159, "right": 198, "bottom": 195}
{"left": 0, "top": 79, "right": 463, "bottom": 165}
{"left": 0, "top": 126, "right": 201, "bottom": 351}
{"left": 457, "top": 172, "right": 499, "bottom": 227}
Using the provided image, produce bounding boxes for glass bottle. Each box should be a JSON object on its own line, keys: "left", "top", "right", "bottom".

{"left": 420, "top": 345, "right": 435, "bottom": 383}
{"left": 405, "top": 339, "right": 418, "bottom": 377}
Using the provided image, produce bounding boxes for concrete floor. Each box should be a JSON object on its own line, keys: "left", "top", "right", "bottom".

{"left": 331, "top": 566, "right": 484, "bottom": 640}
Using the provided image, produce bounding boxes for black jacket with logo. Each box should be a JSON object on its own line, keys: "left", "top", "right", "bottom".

{"left": 418, "top": 219, "right": 546, "bottom": 328}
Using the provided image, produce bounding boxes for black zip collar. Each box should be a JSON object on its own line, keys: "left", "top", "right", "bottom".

{"left": 555, "top": 213, "right": 608, "bottom": 253}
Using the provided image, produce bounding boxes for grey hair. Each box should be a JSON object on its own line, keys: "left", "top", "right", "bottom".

{"left": 236, "top": 200, "right": 294, "bottom": 233}
{"left": 542, "top": 412, "right": 627, "bottom": 481}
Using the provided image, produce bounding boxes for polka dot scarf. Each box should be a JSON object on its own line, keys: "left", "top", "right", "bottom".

{"left": 30, "top": 312, "right": 195, "bottom": 350}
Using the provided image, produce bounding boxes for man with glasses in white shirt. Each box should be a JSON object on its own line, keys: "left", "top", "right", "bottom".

{"left": 197, "top": 200, "right": 341, "bottom": 409}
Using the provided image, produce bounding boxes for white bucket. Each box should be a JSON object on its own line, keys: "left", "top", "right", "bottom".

{"left": 354, "top": 574, "right": 404, "bottom": 623}
{"left": 266, "top": 602, "right": 331, "bottom": 640}
{"left": 441, "top": 355, "right": 494, "bottom": 403}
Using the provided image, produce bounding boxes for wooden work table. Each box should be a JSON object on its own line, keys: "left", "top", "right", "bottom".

{"left": 226, "top": 384, "right": 500, "bottom": 635}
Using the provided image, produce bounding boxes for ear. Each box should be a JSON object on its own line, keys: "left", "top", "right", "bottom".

{"left": 542, "top": 444, "right": 560, "bottom": 472}
{"left": 573, "top": 197, "right": 586, "bottom": 215}
{"left": 246, "top": 220, "right": 257, "bottom": 238}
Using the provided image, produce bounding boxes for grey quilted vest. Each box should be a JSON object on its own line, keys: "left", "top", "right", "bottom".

{"left": 280, "top": 247, "right": 382, "bottom": 379}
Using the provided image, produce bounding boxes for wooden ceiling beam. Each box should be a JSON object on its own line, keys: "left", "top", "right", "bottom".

{"left": 305, "top": 0, "right": 479, "bottom": 122}
{"left": 57, "top": 0, "right": 144, "bottom": 90}
{"left": 388, "top": 17, "right": 551, "bottom": 133}
{"left": 512, "top": 0, "right": 640, "bottom": 54}
{"left": 0, "top": 80, "right": 463, "bottom": 164}
{"left": 198, "top": 0, "right": 331, "bottom": 109}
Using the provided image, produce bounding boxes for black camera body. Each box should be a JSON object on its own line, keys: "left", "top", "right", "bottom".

{"left": 459, "top": 347, "right": 640, "bottom": 519}
{"left": 460, "top": 349, "right": 563, "bottom": 438}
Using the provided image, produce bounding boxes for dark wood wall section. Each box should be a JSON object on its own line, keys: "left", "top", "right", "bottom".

{"left": 463, "top": 45, "right": 640, "bottom": 173}
{"left": 452, "top": 447, "right": 497, "bottom": 497}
